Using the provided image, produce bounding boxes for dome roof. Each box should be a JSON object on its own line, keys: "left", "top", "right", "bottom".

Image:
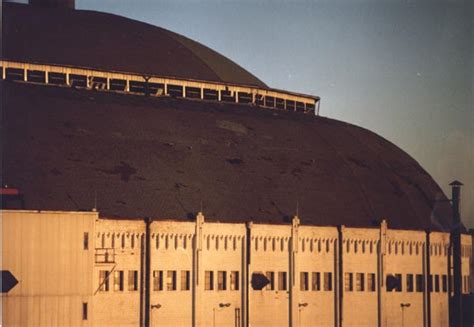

{"left": 2, "top": 3, "right": 266, "bottom": 88}
{"left": 1, "top": 82, "right": 453, "bottom": 231}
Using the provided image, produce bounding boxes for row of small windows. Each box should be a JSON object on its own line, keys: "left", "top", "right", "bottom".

{"left": 1, "top": 67, "right": 316, "bottom": 114}
{"left": 384, "top": 273, "right": 470, "bottom": 293}
{"left": 204, "top": 271, "right": 240, "bottom": 291}
{"left": 99, "top": 270, "right": 139, "bottom": 292}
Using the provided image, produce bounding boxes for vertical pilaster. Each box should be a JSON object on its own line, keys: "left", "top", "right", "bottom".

{"left": 337, "top": 225, "right": 345, "bottom": 327}
{"left": 243, "top": 221, "right": 252, "bottom": 327}
{"left": 193, "top": 212, "right": 205, "bottom": 327}
{"left": 290, "top": 216, "right": 300, "bottom": 327}
{"left": 378, "top": 219, "right": 388, "bottom": 327}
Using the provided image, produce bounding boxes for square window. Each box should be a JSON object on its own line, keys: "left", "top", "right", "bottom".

{"left": 416, "top": 274, "right": 424, "bottom": 292}
{"left": 442, "top": 275, "right": 448, "bottom": 292}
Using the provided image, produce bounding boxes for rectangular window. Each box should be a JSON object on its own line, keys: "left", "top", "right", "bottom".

{"left": 368, "top": 273, "right": 376, "bottom": 292}
{"left": 416, "top": 274, "right": 424, "bottom": 292}
{"left": 114, "top": 270, "right": 124, "bottom": 291}
{"left": 48, "top": 72, "right": 67, "bottom": 85}
{"left": 386, "top": 274, "right": 402, "bottom": 292}
{"left": 266, "top": 271, "right": 275, "bottom": 290}
{"left": 153, "top": 270, "right": 163, "bottom": 291}
{"left": 407, "top": 274, "right": 414, "bottom": 292}
{"left": 128, "top": 270, "right": 138, "bottom": 291}
{"left": 27, "top": 70, "right": 46, "bottom": 83}
{"left": 203, "top": 88, "right": 218, "bottom": 100}
{"left": 356, "top": 273, "right": 365, "bottom": 291}
{"left": 82, "top": 302, "right": 88, "bottom": 320}
{"left": 99, "top": 270, "right": 110, "bottom": 292}
{"left": 324, "top": 272, "right": 333, "bottom": 291}
{"left": 278, "top": 271, "right": 287, "bottom": 291}
{"left": 217, "top": 271, "right": 227, "bottom": 291}
{"left": 300, "top": 272, "right": 309, "bottom": 291}
{"left": 434, "top": 275, "right": 440, "bottom": 292}
{"left": 83, "top": 232, "right": 89, "bottom": 250}
{"left": 185, "top": 86, "right": 201, "bottom": 99}
{"left": 442, "top": 275, "right": 448, "bottom": 292}
{"left": 167, "top": 271, "right": 177, "bottom": 291}
{"left": 181, "top": 270, "right": 190, "bottom": 291}
{"left": 312, "top": 272, "right": 321, "bottom": 291}
{"left": 205, "top": 271, "right": 214, "bottom": 290}
{"left": 345, "top": 272, "right": 353, "bottom": 292}
{"left": 230, "top": 271, "right": 239, "bottom": 291}
{"left": 109, "top": 78, "right": 127, "bottom": 91}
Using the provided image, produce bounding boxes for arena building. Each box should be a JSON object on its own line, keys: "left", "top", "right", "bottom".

{"left": 1, "top": 1, "right": 472, "bottom": 326}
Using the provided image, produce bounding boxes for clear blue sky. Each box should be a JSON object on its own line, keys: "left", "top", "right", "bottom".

{"left": 12, "top": 0, "right": 474, "bottom": 227}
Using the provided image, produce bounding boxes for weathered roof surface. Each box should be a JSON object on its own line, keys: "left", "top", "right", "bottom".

{"left": 1, "top": 82, "right": 453, "bottom": 231}
{"left": 2, "top": 3, "right": 266, "bottom": 88}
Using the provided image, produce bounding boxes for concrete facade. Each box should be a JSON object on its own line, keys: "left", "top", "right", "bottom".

{"left": 1, "top": 210, "right": 472, "bottom": 326}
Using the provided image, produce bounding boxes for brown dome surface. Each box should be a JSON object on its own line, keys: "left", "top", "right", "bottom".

{"left": 1, "top": 82, "right": 453, "bottom": 231}
{"left": 2, "top": 3, "right": 266, "bottom": 88}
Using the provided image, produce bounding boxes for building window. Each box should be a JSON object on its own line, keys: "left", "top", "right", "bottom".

{"left": 368, "top": 273, "right": 376, "bottom": 292}
{"left": 83, "top": 232, "right": 89, "bottom": 250}
{"left": 82, "top": 302, "right": 88, "bottom": 320}
{"left": 416, "top": 274, "right": 424, "bottom": 292}
{"left": 167, "top": 271, "right": 177, "bottom": 291}
{"left": 128, "top": 270, "right": 138, "bottom": 291}
{"left": 406, "top": 274, "right": 414, "bottom": 292}
{"left": 131, "top": 235, "right": 135, "bottom": 249}
{"left": 205, "top": 271, "right": 214, "bottom": 290}
{"left": 266, "top": 271, "right": 275, "bottom": 290}
{"left": 217, "top": 271, "right": 227, "bottom": 291}
{"left": 153, "top": 270, "right": 163, "bottom": 291}
{"left": 114, "top": 270, "right": 124, "bottom": 291}
{"left": 121, "top": 234, "right": 125, "bottom": 248}
{"left": 356, "top": 273, "right": 365, "bottom": 291}
{"left": 230, "top": 271, "right": 239, "bottom": 291}
{"left": 442, "top": 275, "right": 448, "bottom": 292}
{"left": 312, "top": 272, "right": 321, "bottom": 291}
{"left": 324, "top": 272, "right": 333, "bottom": 291}
{"left": 278, "top": 272, "right": 287, "bottom": 291}
{"left": 300, "top": 272, "right": 309, "bottom": 291}
{"left": 434, "top": 275, "right": 440, "bottom": 292}
{"left": 181, "top": 271, "right": 190, "bottom": 291}
{"left": 344, "top": 273, "right": 353, "bottom": 292}
{"left": 99, "top": 270, "right": 110, "bottom": 292}
{"left": 386, "top": 274, "right": 402, "bottom": 292}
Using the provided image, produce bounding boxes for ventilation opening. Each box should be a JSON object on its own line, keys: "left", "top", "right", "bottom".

{"left": 5, "top": 68, "right": 24, "bottom": 81}
{"left": 238, "top": 92, "right": 252, "bottom": 104}
{"left": 168, "top": 84, "right": 183, "bottom": 97}
{"left": 48, "top": 72, "right": 67, "bottom": 85}
{"left": 220, "top": 90, "right": 235, "bottom": 102}
{"left": 70, "top": 74, "right": 87, "bottom": 87}
{"left": 185, "top": 87, "right": 201, "bottom": 99}
{"left": 203, "top": 88, "right": 218, "bottom": 100}
{"left": 110, "top": 79, "right": 126, "bottom": 91}
{"left": 27, "top": 70, "right": 46, "bottom": 83}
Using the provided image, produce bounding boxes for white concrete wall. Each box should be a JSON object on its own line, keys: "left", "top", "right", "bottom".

{"left": 1, "top": 210, "right": 96, "bottom": 326}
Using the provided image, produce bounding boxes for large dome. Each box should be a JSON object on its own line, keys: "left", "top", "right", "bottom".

{"left": 2, "top": 3, "right": 266, "bottom": 88}
{"left": 1, "top": 2, "right": 453, "bottom": 231}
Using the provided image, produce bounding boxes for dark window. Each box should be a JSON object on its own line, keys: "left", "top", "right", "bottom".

{"left": 300, "top": 272, "right": 309, "bottom": 291}
{"left": 255, "top": 94, "right": 265, "bottom": 106}
{"left": 442, "top": 275, "right": 448, "bottom": 292}
{"left": 181, "top": 270, "right": 190, "bottom": 291}
{"left": 305, "top": 103, "right": 315, "bottom": 113}
{"left": 89, "top": 76, "right": 107, "bottom": 90}
{"left": 386, "top": 274, "right": 402, "bottom": 292}
{"left": 264, "top": 96, "right": 275, "bottom": 108}
{"left": 110, "top": 79, "right": 127, "bottom": 91}
{"left": 296, "top": 102, "right": 305, "bottom": 112}
{"left": 218, "top": 271, "right": 227, "bottom": 291}
{"left": 416, "top": 274, "right": 424, "bottom": 292}
{"left": 153, "top": 270, "right": 163, "bottom": 291}
{"left": 356, "top": 273, "right": 365, "bottom": 291}
{"left": 312, "top": 272, "right": 321, "bottom": 291}
{"left": 5, "top": 68, "right": 24, "bottom": 81}
{"left": 265, "top": 271, "right": 274, "bottom": 290}
{"left": 27, "top": 70, "right": 46, "bottom": 83}
{"left": 435, "top": 275, "right": 440, "bottom": 292}
{"left": 205, "top": 271, "right": 214, "bottom": 290}
{"left": 168, "top": 84, "right": 183, "bottom": 97}
{"left": 48, "top": 72, "right": 67, "bottom": 85}
{"left": 148, "top": 82, "right": 165, "bottom": 96}
{"left": 82, "top": 302, "right": 88, "bottom": 320}
{"left": 83, "top": 232, "right": 89, "bottom": 250}
{"left": 203, "top": 88, "right": 218, "bottom": 100}
{"left": 345, "top": 272, "right": 353, "bottom": 292}
{"left": 129, "top": 81, "right": 146, "bottom": 94}
{"left": 70, "top": 74, "right": 87, "bottom": 88}
{"left": 368, "top": 273, "right": 376, "bottom": 292}
{"left": 230, "top": 271, "right": 239, "bottom": 291}
{"left": 128, "top": 270, "right": 138, "bottom": 291}
{"left": 275, "top": 98, "right": 285, "bottom": 109}
{"left": 238, "top": 92, "right": 252, "bottom": 104}
{"left": 278, "top": 272, "right": 287, "bottom": 291}
{"left": 324, "top": 272, "right": 333, "bottom": 291}
{"left": 407, "top": 274, "right": 414, "bottom": 292}
{"left": 220, "top": 90, "right": 235, "bottom": 102}
{"left": 185, "top": 86, "right": 201, "bottom": 99}
{"left": 286, "top": 100, "right": 295, "bottom": 111}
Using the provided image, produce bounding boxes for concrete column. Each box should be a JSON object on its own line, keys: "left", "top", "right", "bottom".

{"left": 66, "top": 72, "right": 70, "bottom": 86}
{"left": 125, "top": 80, "right": 130, "bottom": 92}
{"left": 378, "top": 219, "right": 388, "bottom": 327}
{"left": 24, "top": 68, "right": 27, "bottom": 82}
{"left": 45, "top": 70, "right": 49, "bottom": 84}
{"left": 423, "top": 231, "right": 431, "bottom": 327}
{"left": 193, "top": 212, "right": 205, "bottom": 327}
{"left": 218, "top": 90, "right": 222, "bottom": 102}
{"left": 290, "top": 216, "right": 300, "bottom": 327}
{"left": 183, "top": 86, "right": 187, "bottom": 98}
{"left": 243, "top": 222, "right": 252, "bottom": 327}
{"left": 336, "top": 226, "right": 345, "bottom": 327}
{"left": 200, "top": 88, "right": 204, "bottom": 100}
